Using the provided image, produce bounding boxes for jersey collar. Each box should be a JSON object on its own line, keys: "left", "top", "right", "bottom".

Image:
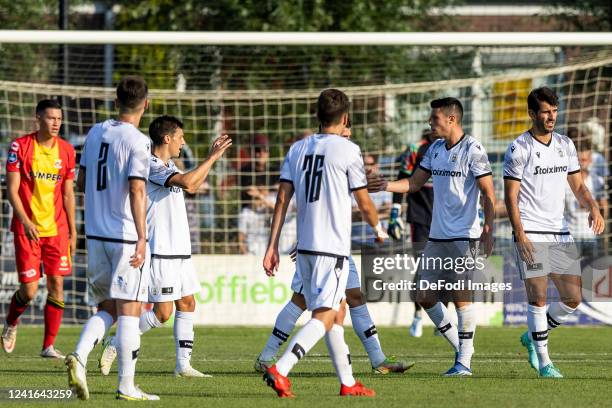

{"left": 528, "top": 130, "right": 553, "bottom": 147}
{"left": 445, "top": 133, "right": 466, "bottom": 151}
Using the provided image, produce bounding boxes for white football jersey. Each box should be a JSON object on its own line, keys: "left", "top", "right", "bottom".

{"left": 503, "top": 131, "right": 580, "bottom": 233}
{"left": 420, "top": 134, "right": 492, "bottom": 240}
{"left": 147, "top": 156, "right": 191, "bottom": 257}
{"left": 80, "top": 119, "right": 150, "bottom": 242}
{"left": 280, "top": 133, "right": 367, "bottom": 258}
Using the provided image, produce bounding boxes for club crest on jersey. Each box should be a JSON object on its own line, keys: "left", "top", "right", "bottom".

{"left": 451, "top": 153, "right": 458, "bottom": 162}
{"left": 535, "top": 152, "right": 541, "bottom": 158}
{"left": 54, "top": 159, "right": 63, "bottom": 169}
{"left": 10, "top": 141, "right": 19, "bottom": 151}
{"left": 557, "top": 149, "right": 564, "bottom": 157}
{"left": 8, "top": 151, "right": 17, "bottom": 163}
{"left": 510, "top": 144, "right": 516, "bottom": 153}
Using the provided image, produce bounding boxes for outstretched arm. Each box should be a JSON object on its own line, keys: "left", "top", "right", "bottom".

{"left": 167, "top": 135, "right": 232, "bottom": 194}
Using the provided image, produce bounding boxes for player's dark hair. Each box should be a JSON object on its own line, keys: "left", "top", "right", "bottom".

{"left": 527, "top": 87, "right": 558, "bottom": 114}
{"left": 35, "top": 99, "right": 62, "bottom": 116}
{"left": 116, "top": 75, "right": 148, "bottom": 112}
{"left": 430, "top": 97, "right": 463, "bottom": 123}
{"left": 149, "top": 115, "right": 184, "bottom": 145}
{"left": 317, "top": 89, "right": 350, "bottom": 127}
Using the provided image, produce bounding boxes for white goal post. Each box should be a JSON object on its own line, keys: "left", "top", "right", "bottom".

{"left": 0, "top": 30, "right": 610, "bottom": 46}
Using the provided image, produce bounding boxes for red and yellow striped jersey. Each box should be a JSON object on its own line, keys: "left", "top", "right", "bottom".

{"left": 6, "top": 132, "right": 76, "bottom": 237}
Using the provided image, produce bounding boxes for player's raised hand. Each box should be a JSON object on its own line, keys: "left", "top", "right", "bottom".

{"left": 23, "top": 219, "right": 40, "bottom": 242}
{"left": 588, "top": 207, "right": 604, "bottom": 235}
{"left": 366, "top": 169, "right": 388, "bottom": 193}
{"left": 208, "top": 134, "right": 232, "bottom": 161}
{"left": 263, "top": 247, "right": 280, "bottom": 277}
{"left": 130, "top": 238, "right": 147, "bottom": 268}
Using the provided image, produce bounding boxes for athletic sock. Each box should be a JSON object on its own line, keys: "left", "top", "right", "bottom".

{"left": 547, "top": 302, "right": 576, "bottom": 330}
{"left": 456, "top": 304, "right": 476, "bottom": 368}
{"left": 117, "top": 316, "right": 140, "bottom": 395}
{"left": 6, "top": 290, "right": 29, "bottom": 326}
{"left": 174, "top": 311, "right": 195, "bottom": 371}
{"left": 425, "top": 302, "right": 459, "bottom": 352}
{"left": 325, "top": 324, "right": 355, "bottom": 387}
{"left": 43, "top": 296, "right": 65, "bottom": 349}
{"left": 527, "top": 304, "right": 551, "bottom": 368}
{"left": 139, "top": 309, "right": 163, "bottom": 335}
{"left": 349, "top": 304, "right": 386, "bottom": 367}
{"left": 75, "top": 310, "right": 114, "bottom": 365}
{"left": 275, "top": 318, "right": 326, "bottom": 377}
{"left": 260, "top": 301, "right": 303, "bottom": 361}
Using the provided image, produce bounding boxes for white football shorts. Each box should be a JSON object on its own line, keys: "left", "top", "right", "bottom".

{"left": 86, "top": 239, "right": 150, "bottom": 306}
{"left": 148, "top": 256, "right": 201, "bottom": 302}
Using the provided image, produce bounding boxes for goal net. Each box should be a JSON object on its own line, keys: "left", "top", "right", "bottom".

{"left": 0, "top": 41, "right": 610, "bottom": 324}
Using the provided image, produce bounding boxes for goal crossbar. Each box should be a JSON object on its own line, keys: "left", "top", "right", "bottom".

{"left": 0, "top": 30, "right": 611, "bottom": 46}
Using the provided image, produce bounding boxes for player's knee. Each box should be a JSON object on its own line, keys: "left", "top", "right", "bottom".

{"left": 157, "top": 310, "right": 173, "bottom": 323}
{"left": 528, "top": 300, "right": 547, "bottom": 308}
{"left": 20, "top": 286, "right": 37, "bottom": 303}
{"left": 345, "top": 289, "right": 364, "bottom": 307}
{"left": 177, "top": 296, "right": 196, "bottom": 312}
{"left": 290, "top": 293, "right": 307, "bottom": 310}
{"left": 563, "top": 299, "right": 580, "bottom": 309}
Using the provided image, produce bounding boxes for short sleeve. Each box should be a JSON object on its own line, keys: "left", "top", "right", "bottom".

{"left": 127, "top": 137, "right": 151, "bottom": 181}
{"left": 65, "top": 144, "right": 76, "bottom": 180}
{"left": 279, "top": 148, "right": 293, "bottom": 185}
{"left": 6, "top": 139, "right": 22, "bottom": 172}
{"left": 566, "top": 139, "right": 580, "bottom": 175}
{"left": 469, "top": 142, "right": 492, "bottom": 179}
{"left": 347, "top": 143, "right": 367, "bottom": 191}
{"left": 503, "top": 141, "right": 526, "bottom": 182}
{"left": 149, "top": 158, "right": 179, "bottom": 187}
{"left": 419, "top": 143, "right": 433, "bottom": 173}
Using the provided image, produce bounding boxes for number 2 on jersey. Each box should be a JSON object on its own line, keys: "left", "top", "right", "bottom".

{"left": 96, "top": 142, "right": 109, "bottom": 191}
{"left": 303, "top": 154, "right": 324, "bottom": 202}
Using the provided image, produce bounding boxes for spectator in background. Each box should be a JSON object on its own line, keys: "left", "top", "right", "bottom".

{"left": 579, "top": 118, "right": 608, "bottom": 180}
{"left": 238, "top": 134, "right": 276, "bottom": 255}
{"left": 564, "top": 138, "right": 608, "bottom": 257}
{"left": 351, "top": 153, "right": 392, "bottom": 247}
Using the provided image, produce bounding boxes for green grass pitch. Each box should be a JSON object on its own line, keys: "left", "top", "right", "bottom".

{"left": 1, "top": 326, "right": 611, "bottom": 407}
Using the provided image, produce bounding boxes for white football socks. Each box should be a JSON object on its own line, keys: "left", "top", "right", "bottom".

{"left": 527, "top": 304, "right": 551, "bottom": 368}
{"left": 275, "top": 318, "right": 326, "bottom": 377}
{"left": 260, "top": 301, "right": 303, "bottom": 361}
{"left": 547, "top": 302, "right": 576, "bottom": 330}
{"left": 139, "top": 309, "right": 163, "bottom": 335}
{"left": 456, "top": 304, "right": 476, "bottom": 368}
{"left": 349, "top": 304, "right": 386, "bottom": 367}
{"left": 75, "top": 310, "right": 114, "bottom": 365}
{"left": 325, "top": 324, "right": 355, "bottom": 387}
{"left": 117, "top": 316, "right": 141, "bottom": 395}
{"left": 174, "top": 311, "right": 195, "bottom": 370}
{"left": 425, "top": 302, "right": 459, "bottom": 352}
